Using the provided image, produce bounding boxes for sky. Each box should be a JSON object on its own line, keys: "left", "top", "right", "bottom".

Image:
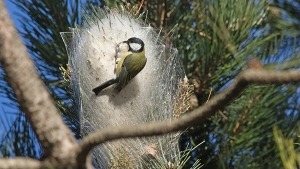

{"left": 4, "top": 0, "right": 23, "bottom": 32}
{"left": 1, "top": 1, "right": 27, "bottom": 113}
{"left": 1, "top": 1, "right": 20, "bottom": 120}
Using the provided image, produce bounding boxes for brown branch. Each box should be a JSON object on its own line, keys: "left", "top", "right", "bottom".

{"left": 78, "top": 69, "right": 300, "bottom": 161}
{"left": 0, "top": 0, "right": 77, "bottom": 162}
{"left": 0, "top": 158, "right": 41, "bottom": 169}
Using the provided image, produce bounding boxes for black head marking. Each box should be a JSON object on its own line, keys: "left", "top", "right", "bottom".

{"left": 125, "top": 37, "right": 144, "bottom": 53}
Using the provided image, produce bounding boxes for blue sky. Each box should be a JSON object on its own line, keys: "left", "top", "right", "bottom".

{"left": 1, "top": 1, "right": 19, "bottom": 123}
{"left": 1, "top": 1, "right": 27, "bottom": 113}
{"left": 4, "top": 0, "right": 22, "bottom": 31}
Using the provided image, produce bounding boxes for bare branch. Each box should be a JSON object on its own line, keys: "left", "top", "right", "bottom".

{"left": 0, "top": 1, "right": 77, "bottom": 160}
{"left": 78, "top": 69, "right": 300, "bottom": 160}
{"left": 0, "top": 158, "right": 41, "bottom": 169}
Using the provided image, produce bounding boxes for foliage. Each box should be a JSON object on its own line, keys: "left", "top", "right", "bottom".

{"left": 273, "top": 127, "right": 300, "bottom": 169}
{"left": 169, "top": 1, "right": 300, "bottom": 168}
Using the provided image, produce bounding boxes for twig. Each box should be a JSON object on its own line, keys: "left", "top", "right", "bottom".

{"left": 0, "top": 158, "right": 41, "bottom": 169}
{"left": 135, "top": 0, "right": 145, "bottom": 14}
{"left": 206, "top": 88, "right": 213, "bottom": 103}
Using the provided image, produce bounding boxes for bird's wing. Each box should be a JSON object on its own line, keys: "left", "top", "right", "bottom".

{"left": 124, "top": 54, "right": 145, "bottom": 78}
{"left": 116, "top": 64, "right": 128, "bottom": 91}
{"left": 116, "top": 53, "right": 146, "bottom": 91}
{"left": 122, "top": 53, "right": 136, "bottom": 80}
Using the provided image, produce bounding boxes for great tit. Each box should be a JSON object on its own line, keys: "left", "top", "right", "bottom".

{"left": 92, "top": 37, "right": 147, "bottom": 95}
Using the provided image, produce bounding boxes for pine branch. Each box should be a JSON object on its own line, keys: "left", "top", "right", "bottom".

{"left": 77, "top": 69, "right": 300, "bottom": 164}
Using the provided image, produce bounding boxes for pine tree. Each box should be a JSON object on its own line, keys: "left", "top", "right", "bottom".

{"left": 0, "top": 0, "right": 299, "bottom": 168}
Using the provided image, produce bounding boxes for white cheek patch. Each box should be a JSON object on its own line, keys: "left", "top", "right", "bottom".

{"left": 129, "top": 43, "right": 142, "bottom": 51}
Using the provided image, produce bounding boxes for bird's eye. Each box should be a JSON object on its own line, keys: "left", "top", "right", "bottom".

{"left": 129, "top": 42, "right": 142, "bottom": 51}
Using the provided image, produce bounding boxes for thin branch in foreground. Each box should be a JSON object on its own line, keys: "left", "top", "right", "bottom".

{"left": 78, "top": 69, "right": 300, "bottom": 161}
{"left": 0, "top": 158, "right": 41, "bottom": 169}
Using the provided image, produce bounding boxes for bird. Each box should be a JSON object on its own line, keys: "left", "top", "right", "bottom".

{"left": 92, "top": 37, "right": 147, "bottom": 95}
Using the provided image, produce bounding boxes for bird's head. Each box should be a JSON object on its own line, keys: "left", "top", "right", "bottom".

{"left": 124, "top": 37, "right": 144, "bottom": 53}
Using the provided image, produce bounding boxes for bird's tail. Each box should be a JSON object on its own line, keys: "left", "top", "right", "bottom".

{"left": 92, "top": 78, "right": 118, "bottom": 95}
